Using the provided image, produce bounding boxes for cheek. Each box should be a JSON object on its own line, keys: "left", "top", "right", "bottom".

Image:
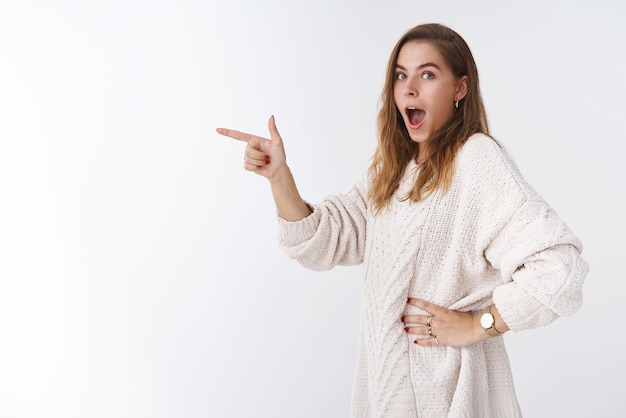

{"left": 433, "top": 105, "right": 450, "bottom": 123}
{"left": 425, "top": 105, "right": 449, "bottom": 132}
{"left": 433, "top": 93, "right": 454, "bottom": 120}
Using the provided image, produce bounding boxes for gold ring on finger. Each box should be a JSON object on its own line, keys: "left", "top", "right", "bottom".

{"left": 427, "top": 315, "right": 433, "bottom": 326}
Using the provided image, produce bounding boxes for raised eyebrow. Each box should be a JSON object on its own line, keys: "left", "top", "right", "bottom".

{"left": 395, "top": 62, "right": 442, "bottom": 71}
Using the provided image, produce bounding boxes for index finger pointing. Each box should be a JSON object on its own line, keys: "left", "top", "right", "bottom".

{"left": 215, "top": 127, "right": 267, "bottom": 144}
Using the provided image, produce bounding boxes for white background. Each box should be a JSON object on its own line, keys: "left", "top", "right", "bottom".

{"left": 0, "top": 1, "right": 624, "bottom": 417}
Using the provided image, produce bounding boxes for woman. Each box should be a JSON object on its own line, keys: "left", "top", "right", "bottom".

{"left": 217, "top": 23, "right": 588, "bottom": 418}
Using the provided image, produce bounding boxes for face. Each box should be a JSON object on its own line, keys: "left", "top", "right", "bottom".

{"left": 393, "top": 40, "right": 467, "bottom": 159}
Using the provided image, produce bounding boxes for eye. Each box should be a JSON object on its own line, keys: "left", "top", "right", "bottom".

{"left": 395, "top": 72, "right": 407, "bottom": 80}
{"left": 421, "top": 71, "right": 435, "bottom": 80}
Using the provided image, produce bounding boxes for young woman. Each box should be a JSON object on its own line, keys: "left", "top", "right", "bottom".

{"left": 217, "top": 23, "right": 588, "bottom": 418}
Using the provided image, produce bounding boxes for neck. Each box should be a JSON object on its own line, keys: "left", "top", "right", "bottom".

{"left": 415, "top": 148, "right": 427, "bottom": 164}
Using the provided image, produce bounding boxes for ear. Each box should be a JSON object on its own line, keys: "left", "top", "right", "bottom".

{"left": 455, "top": 75, "right": 468, "bottom": 101}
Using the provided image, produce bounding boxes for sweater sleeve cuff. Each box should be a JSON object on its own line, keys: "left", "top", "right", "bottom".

{"left": 276, "top": 202, "right": 321, "bottom": 247}
{"left": 493, "top": 283, "right": 559, "bottom": 332}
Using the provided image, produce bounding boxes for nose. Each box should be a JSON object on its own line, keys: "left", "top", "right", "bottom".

{"left": 402, "top": 77, "right": 418, "bottom": 97}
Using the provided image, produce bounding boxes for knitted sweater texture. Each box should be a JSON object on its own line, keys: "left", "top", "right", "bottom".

{"left": 276, "top": 134, "right": 588, "bottom": 417}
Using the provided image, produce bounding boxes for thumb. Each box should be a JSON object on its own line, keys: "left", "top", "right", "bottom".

{"left": 267, "top": 115, "right": 283, "bottom": 145}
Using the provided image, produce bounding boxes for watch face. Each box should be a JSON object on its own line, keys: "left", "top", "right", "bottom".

{"left": 480, "top": 312, "right": 494, "bottom": 328}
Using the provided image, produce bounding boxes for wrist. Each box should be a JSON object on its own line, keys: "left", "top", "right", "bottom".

{"left": 268, "top": 164, "right": 292, "bottom": 186}
{"left": 269, "top": 165, "right": 311, "bottom": 221}
{"left": 478, "top": 306, "right": 504, "bottom": 338}
{"left": 472, "top": 312, "right": 491, "bottom": 342}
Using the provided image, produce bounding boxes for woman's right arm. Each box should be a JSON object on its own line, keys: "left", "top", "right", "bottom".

{"left": 218, "top": 115, "right": 368, "bottom": 270}
{"left": 216, "top": 115, "right": 311, "bottom": 221}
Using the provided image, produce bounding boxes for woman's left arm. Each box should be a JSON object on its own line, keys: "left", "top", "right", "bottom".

{"left": 403, "top": 200, "right": 588, "bottom": 347}
{"left": 484, "top": 200, "right": 589, "bottom": 331}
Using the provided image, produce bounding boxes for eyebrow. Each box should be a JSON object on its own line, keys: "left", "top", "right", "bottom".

{"left": 395, "top": 62, "right": 442, "bottom": 71}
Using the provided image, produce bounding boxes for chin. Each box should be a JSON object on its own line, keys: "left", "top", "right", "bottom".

{"left": 408, "top": 133, "right": 429, "bottom": 144}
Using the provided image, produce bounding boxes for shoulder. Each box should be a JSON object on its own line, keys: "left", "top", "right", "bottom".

{"left": 457, "top": 133, "right": 510, "bottom": 167}
{"left": 454, "top": 133, "right": 539, "bottom": 201}
{"left": 456, "top": 133, "right": 517, "bottom": 178}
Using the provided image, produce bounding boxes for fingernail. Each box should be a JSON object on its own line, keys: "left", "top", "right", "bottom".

{"left": 404, "top": 327, "right": 409, "bottom": 332}
{"left": 413, "top": 339, "right": 419, "bottom": 344}
{"left": 265, "top": 156, "right": 270, "bottom": 164}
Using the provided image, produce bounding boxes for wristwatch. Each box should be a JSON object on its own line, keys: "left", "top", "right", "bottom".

{"left": 480, "top": 307, "right": 503, "bottom": 337}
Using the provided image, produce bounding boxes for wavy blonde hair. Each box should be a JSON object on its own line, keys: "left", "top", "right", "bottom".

{"left": 369, "top": 23, "right": 492, "bottom": 212}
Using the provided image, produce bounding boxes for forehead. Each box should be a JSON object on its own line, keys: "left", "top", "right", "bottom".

{"left": 396, "top": 40, "right": 447, "bottom": 68}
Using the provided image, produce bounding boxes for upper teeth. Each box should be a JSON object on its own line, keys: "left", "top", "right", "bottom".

{"left": 408, "top": 107, "right": 416, "bottom": 110}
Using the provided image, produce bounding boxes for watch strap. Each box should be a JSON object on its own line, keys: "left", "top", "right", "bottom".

{"left": 485, "top": 324, "right": 503, "bottom": 337}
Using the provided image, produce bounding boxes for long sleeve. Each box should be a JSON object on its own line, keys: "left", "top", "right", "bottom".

{"left": 276, "top": 174, "right": 369, "bottom": 271}
{"left": 450, "top": 134, "right": 588, "bottom": 331}
{"left": 486, "top": 200, "right": 588, "bottom": 331}
{"left": 429, "top": 135, "right": 589, "bottom": 331}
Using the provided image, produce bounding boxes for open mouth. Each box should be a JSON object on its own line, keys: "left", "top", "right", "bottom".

{"left": 406, "top": 107, "right": 426, "bottom": 128}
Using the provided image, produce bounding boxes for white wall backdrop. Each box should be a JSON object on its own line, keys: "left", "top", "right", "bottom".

{"left": 0, "top": 0, "right": 624, "bottom": 417}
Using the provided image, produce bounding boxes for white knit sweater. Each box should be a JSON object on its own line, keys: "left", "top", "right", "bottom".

{"left": 277, "top": 134, "right": 588, "bottom": 417}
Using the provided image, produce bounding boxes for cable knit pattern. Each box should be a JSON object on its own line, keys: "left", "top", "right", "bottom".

{"left": 276, "top": 134, "right": 588, "bottom": 417}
